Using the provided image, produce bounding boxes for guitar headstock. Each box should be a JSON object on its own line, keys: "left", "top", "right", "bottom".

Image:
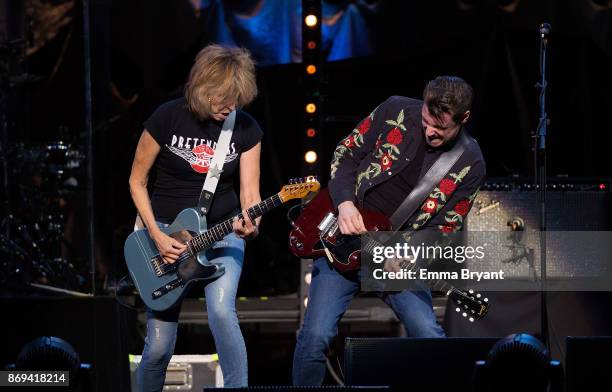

{"left": 449, "top": 288, "right": 490, "bottom": 323}
{"left": 279, "top": 176, "right": 320, "bottom": 202}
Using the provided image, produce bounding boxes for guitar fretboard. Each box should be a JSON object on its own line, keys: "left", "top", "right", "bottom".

{"left": 188, "top": 194, "right": 283, "bottom": 254}
{"left": 362, "top": 235, "right": 455, "bottom": 294}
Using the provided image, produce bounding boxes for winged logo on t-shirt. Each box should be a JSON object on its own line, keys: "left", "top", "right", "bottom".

{"left": 166, "top": 143, "right": 238, "bottom": 174}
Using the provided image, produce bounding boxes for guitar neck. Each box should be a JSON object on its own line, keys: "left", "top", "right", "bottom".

{"left": 362, "top": 236, "right": 457, "bottom": 296}
{"left": 188, "top": 193, "right": 283, "bottom": 254}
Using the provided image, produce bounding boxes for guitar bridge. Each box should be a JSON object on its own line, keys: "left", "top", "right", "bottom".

{"left": 150, "top": 255, "right": 176, "bottom": 277}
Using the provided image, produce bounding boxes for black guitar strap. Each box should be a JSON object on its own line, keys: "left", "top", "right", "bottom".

{"left": 389, "top": 130, "right": 471, "bottom": 230}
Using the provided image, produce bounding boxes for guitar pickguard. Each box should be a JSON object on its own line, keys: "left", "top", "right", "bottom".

{"left": 321, "top": 235, "right": 362, "bottom": 266}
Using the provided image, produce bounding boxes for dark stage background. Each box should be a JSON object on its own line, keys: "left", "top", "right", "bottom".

{"left": 2, "top": 0, "right": 612, "bottom": 386}
{"left": 4, "top": 0, "right": 611, "bottom": 293}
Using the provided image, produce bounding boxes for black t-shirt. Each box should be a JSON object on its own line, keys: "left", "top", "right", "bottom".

{"left": 144, "top": 98, "right": 263, "bottom": 224}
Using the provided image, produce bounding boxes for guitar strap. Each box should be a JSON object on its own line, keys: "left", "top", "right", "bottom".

{"left": 389, "top": 130, "right": 471, "bottom": 230}
{"left": 197, "top": 110, "right": 236, "bottom": 216}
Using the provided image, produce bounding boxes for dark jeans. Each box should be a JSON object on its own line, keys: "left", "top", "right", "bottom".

{"left": 292, "top": 257, "right": 445, "bottom": 386}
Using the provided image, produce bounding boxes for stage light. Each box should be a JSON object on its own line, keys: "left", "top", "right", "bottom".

{"left": 305, "top": 14, "right": 318, "bottom": 27}
{"left": 457, "top": 0, "right": 479, "bottom": 10}
{"left": 306, "top": 128, "right": 316, "bottom": 137}
{"left": 307, "top": 40, "right": 317, "bottom": 50}
{"left": 305, "top": 151, "right": 318, "bottom": 164}
{"left": 304, "top": 297, "right": 309, "bottom": 308}
{"left": 305, "top": 103, "right": 317, "bottom": 114}
{"left": 12, "top": 336, "right": 90, "bottom": 390}
{"left": 473, "top": 333, "right": 563, "bottom": 392}
{"left": 306, "top": 64, "right": 317, "bottom": 74}
{"left": 304, "top": 272, "right": 312, "bottom": 285}
{"left": 497, "top": 0, "right": 521, "bottom": 12}
{"left": 599, "top": 183, "right": 606, "bottom": 190}
{"left": 591, "top": 0, "right": 612, "bottom": 8}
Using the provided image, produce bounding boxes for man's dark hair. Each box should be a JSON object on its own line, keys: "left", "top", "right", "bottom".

{"left": 423, "top": 76, "right": 473, "bottom": 124}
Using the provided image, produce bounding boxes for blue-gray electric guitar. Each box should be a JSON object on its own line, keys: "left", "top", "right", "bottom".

{"left": 124, "top": 176, "right": 320, "bottom": 311}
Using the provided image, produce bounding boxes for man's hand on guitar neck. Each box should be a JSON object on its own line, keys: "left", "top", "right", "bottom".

{"left": 337, "top": 201, "right": 367, "bottom": 235}
{"left": 383, "top": 255, "right": 415, "bottom": 273}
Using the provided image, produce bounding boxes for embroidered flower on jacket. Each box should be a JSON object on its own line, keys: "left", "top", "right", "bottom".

{"left": 453, "top": 199, "right": 471, "bottom": 216}
{"left": 358, "top": 117, "right": 372, "bottom": 134}
{"left": 343, "top": 136, "right": 355, "bottom": 148}
{"left": 422, "top": 198, "right": 438, "bottom": 214}
{"left": 439, "top": 178, "right": 457, "bottom": 196}
{"left": 440, "top": 222, "right": 457, "bottom": 233}
{"left": 381, "top": 152, "right": 393, "bottom": 171}
{"left": 386, "top": 127, "right": 403, "bottom": 145}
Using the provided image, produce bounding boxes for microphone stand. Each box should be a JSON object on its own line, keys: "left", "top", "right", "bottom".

{"left": 534, "top": 23, "right": 550, "bottom": 349}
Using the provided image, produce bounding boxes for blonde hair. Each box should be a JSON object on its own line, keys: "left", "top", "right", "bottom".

{"left": 185, "top": 44, "right": 258, "bottom": 120}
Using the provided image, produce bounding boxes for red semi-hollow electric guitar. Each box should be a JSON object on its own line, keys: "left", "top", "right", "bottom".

{"left": 289, "top": 188, "right": 390, "bottom": 273}
{"left": 288, "top": 188, "right": 490, "bottom": 322}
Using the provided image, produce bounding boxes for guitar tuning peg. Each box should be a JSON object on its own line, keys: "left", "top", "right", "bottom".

{"left": 469, "top": 317, "right": 475, "bottom": 322}
{"left": 462, "top": 312, "right": 467, "bottom": 317}
{"left": 456, "top": 308, "right": 460, "bottom": 312}
{"left": 484, "top": 298, "right": 489, "bottom": 302}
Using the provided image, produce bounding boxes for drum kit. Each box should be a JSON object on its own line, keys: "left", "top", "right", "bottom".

{"left": 0, "top": 5, "right": 93, "bottom": 294}
{"left": 0, "top": 140, "right": 88, "bottom": 292}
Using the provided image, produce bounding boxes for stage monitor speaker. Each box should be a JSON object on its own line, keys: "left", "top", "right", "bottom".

{"left": 205, "top": 387, "right": 389, "bottom": 391}
{"left": 566, "top": 336, "right": 612, "bottom": 392}
{"left": 0, "top": 296, "right": 134, "bottom": 392}
{"left": 344, "top": 337, "right": 499, "bottom": 392}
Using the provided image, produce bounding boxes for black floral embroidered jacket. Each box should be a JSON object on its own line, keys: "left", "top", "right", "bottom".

{"left": 328, "top": 95, "right": 486, "bottom": 233}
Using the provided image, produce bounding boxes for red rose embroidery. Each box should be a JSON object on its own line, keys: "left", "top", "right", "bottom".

{"left": 440, "top": 223, "right": 456, "bottom": 233}
{"left": 454, "top": 199, "right": 471, "bottom": 216}
{"left": 422, "top": 198, "right": 438, "bottom": 214}
{"left": 381, "top": 152, "right": 393, "bottom": 171}
{"left": 358, "top": 117, "right": 372, "bottom": 134}
{"left": 343, "top": 136, "right": 355, "bottom": 148}
{"left": 439, "top": 179, "right": 457, "bottom": 196}
{"left": 386, "top": 127, "right": 403, "bottom": 145}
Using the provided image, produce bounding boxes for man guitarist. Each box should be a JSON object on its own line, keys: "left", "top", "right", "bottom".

{"left": 292, "top": 76, "right": 485, "bottom": 385}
